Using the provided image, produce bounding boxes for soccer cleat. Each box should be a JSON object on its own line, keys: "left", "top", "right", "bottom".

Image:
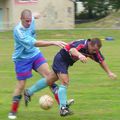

{"left": 8, "top": 112, "right": 17, "bottom": 119}
{"left": 66, "top": 99, "right": 74, "bottom": 108}
{"left": 60, "top": 106, "right": 73, "bottom": 117}
{"left": 24, "top": 89, "right": 31, "bottom": 107}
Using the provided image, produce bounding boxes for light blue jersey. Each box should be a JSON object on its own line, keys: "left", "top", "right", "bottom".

{"left": 12, "top": 17, "right": 40, "bottom": 61}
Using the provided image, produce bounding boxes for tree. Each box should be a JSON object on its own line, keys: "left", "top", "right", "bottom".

{"left": 109, "top": 0, "right": 120, "bottom": 11}
{"left": 77, "top": 0, "right": 111, "bottom": 19}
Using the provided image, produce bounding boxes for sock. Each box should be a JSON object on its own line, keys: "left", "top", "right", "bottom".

{"left": 50, "top": 83, "right": 59, "bottom": 104}
{"left": 58, "top": 85, "right": 67, "bottom": 109}
{"left": 11, "top": 95, "right": 22, "bottom": 113}
{"left": 28, "top": 78, "right": 48, "bottom": 96}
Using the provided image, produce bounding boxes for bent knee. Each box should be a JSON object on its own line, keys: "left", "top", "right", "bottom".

{"left": 17, "top": 81, "right": 26, "bottom": 90}
{"left": 46, "top": 76, "right": 58, "bottom": 86}
{"left": 47, "top": 78, "right": 57, "bottom": 86}
{"left": 62, "top": 81, "right": 69, "bottom": 86}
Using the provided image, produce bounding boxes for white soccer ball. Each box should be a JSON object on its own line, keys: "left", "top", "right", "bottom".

{"left": 39, "top": 95, "right": 54, "bottom": 110}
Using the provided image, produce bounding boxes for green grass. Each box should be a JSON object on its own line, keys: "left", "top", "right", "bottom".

{"left": 0, "top": 29, "right": 120, "bottom": 120}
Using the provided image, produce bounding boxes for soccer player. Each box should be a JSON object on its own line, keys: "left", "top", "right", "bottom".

{"left": 8, "top": 9, "right": 67, "bottom": 119}
{"left": 25, "top": 38, "right": 117, "bottom": 116}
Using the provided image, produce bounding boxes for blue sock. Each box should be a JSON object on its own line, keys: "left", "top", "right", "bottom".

{"left": 58, "top": 85, "right": 67, "bottom": 109}
{"left": 28, "top": 78, "right": 48, "bottom": 96}
{"left": 13, "top": 95, "right": 22, "bottom": 102}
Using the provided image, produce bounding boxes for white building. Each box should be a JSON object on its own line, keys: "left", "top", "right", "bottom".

{"left": 0, "top": 0, "right": 75, "bottom": 30}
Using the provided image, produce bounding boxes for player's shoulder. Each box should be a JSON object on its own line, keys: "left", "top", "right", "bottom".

{"left": 13, "top": 23, "right": 26, "bottom": 40}
{"left": 14, "top": 22, "right": 21, "bottom": 31}
{"left": 72, "top": 39, "right": 87, "bottom": 44}
{"left": 14, "top": 22, "right": 25, "bottom": 34}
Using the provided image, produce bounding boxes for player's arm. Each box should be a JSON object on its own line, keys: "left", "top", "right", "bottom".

{"left": 99, "top": 60, "right": 117, "bottom": 80}
{"left": 69, "top": 48, "right": 87, "bottom": 63}
{"left": 16, "top": 28, "right": 66, "bottom": 49}
{"left": 32, "top": 12, "right": 41, "bottom": 19}
{"left": 35, "top": 40, "right": 67, "bottom": 48}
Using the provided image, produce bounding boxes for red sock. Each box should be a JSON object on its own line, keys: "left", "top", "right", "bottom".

{"left": 50, "top": 84, "right": 60, "bottom": 104}
{"left": 11, "top": 101, "right": 19, "bottom": 113}
{"left": 10, "top": 95, "right": 22, "bottom": 113}
{"left": 54, "top": 92, "right": 59, "bottom": 104}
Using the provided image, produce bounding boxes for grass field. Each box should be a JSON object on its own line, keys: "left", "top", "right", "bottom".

{"left": 0, "top": 29, "right": 120, "bottom": 120}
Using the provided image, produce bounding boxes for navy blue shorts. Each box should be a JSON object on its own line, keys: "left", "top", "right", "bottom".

{"left": 52, "top": 52, "right": 69, "bottom": 74}
{"left": 14, "top": 52, "right": 47, "bottom": 80}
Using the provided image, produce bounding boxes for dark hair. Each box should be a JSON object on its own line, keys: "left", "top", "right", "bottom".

{"left": 88, "top": 38, "right": 102, "bottom": 48}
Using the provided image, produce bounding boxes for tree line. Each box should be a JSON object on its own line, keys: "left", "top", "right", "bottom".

{"left": 76, "top": 0, "right": 120, "bottom": 20}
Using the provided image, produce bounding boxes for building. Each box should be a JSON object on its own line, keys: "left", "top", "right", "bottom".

{"left": 0, "top": 0, "right": 75, "bottom": 30}
{"left": 76, "top": 1, "right": 84, "bottom": 14}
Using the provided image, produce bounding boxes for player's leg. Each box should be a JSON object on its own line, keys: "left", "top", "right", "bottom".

{"left": 52, "top": 52, "right": 73, "bottom": 116}
{"left": 24, "top": 52, "right": 73, "bottom": 108}
{"left": 57, "top": 73, "right": 72, "bottom": 116}
{"left": 8, "top": 60, "right": 33, "bottom": 119}
{"left": 25, "top": 63, "right": 57, "bottom": 95}
{"left": 39, "top": 66, "right": 74, "bottom": 106}
{"left": 46, "top": 70, "right": 60, "bottom": 104}
{"left": 37, "top": 65, "right": 60, "bottom": 103}
{"left": 24, "top": 64, "right": 59, "bottom": 105}
{"left": 8, "top": 80, "right": 26, "bottom": 119}
{"left": 57, "top": 73, "right": 69, "bottom": 108}
{"left": 24, "top": 53, "right": 59, "bottom": 105}
{"left": 34, "top": 53, "right": 73, "bottom": 106}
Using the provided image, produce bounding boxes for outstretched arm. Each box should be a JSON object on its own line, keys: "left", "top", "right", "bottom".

{"left": 35, "top": 40, "right": 67, "bottom": 48}
{"left": 99, "top": 60, "right": 117, "bottom": 80}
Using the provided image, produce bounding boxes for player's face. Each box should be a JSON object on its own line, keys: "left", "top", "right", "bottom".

{"left": 88, "top": 44, "right": 99, "bottom": 54}
{"left": 21, "top": 16, "right": 32, "bottom": 28}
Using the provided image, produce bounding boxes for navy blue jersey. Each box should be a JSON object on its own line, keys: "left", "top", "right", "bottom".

{"left": 59, "top": 39, "right": 104, "bottom": 66}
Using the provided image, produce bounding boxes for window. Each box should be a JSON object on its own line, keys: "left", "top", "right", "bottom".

{"left": 15, "top": 0, "right": 38, "bottom": 3}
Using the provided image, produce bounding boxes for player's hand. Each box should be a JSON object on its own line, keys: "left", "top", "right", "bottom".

{"left": 53, "top": 41, "right": 67, "bottom": 48}
{"left": 78, "top": 54, "right": 87, "bottom": 63}
{"left": 33, "top": 12, "right": 41, "bottom": 19}
{"left": 108, "top": 72, "right": 117, "bottom": 80}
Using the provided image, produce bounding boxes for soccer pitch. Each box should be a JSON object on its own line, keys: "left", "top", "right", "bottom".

{"left": 0, "top": 29, "right": 120, "bottom": 120}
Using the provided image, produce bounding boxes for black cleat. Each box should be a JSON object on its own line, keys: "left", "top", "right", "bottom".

{"left": 60, "top": 106, "right": 73, "bottom": 117}
{"left": 24, "top": 89, "right": 31, "bottom": 107}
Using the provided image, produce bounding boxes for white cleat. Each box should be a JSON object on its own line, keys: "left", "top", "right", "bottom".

{"left": 60, "top": 106, "right": 73, "bottom": 116}
{"left": 67, "top": 99, "right": 74, "bottom": 107}
{"left": 8, "top": 112, "right": 17, "bottom": 119}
